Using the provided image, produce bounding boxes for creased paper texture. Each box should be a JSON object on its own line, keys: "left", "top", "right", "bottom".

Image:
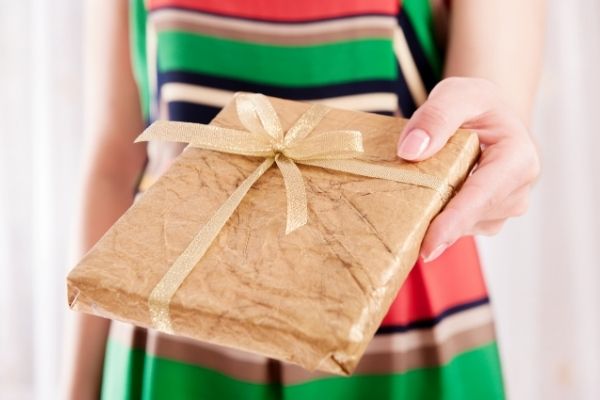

{"left": 67, "top": 95, "right": 480, "bottom": 375}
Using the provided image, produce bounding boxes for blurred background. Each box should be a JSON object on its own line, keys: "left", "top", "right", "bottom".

{"left": 1, "top": 0, "right": 599, "bottom": 399}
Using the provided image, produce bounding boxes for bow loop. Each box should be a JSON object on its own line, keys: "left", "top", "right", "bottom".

{"left": 283, "top": 103, "right": 330, "bottom": 146}
{"left": 235, "top": 93, "right": 284, "bottom": 144}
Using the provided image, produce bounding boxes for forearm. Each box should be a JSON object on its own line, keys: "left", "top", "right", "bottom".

{"left": 444, "top": 0, "right": 545, "bottom": 122}
{"left": 62, "top": 169, "right": 143, "bottom": 399}
{"left": 62, "top": 315, "right": 110, "bottom": 399}
{"left": 61, "top": 0, "right": 147, "bottom": 397}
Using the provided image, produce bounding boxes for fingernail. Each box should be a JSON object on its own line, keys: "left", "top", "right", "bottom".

{"left": 397, "top": 129, "right": 430, "bottom": 160}
{"left": 422, "top": 242, "right": 448, "bottom": 263}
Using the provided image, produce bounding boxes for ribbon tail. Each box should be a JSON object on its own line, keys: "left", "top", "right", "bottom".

{"left": 275, "top": 157, "right": 308, "bottom": 234}
{"left": 135, "top": 120, "right": 204, "bottom": 144}
{"left": 148, "top": 158, "right": 275, "bottom": 333}
{"left": 298, "top": 159, "right": 454, "bottom": 202}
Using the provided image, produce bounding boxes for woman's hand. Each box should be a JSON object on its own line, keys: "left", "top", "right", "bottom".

{"left": 396, "top": 77, "right": 540, "bottom": 262}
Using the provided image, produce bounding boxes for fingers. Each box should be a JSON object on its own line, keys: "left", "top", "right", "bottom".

{"left": 421, "top": 141, "right": 539, "bottom": 261}
{"left": 397, "top": 77, "right": 499, "bottom": 161}
{"left": 398, "top": 78, "right": 541, "bottom": 262}
{"left": 399, "top": 77, "right": 541, "bottom": 262}
{"left": 419, "top": 140, "right": 537, "bottom": 262}
{"left": 484, "top": 184, "right": 531, "bottom": 220}
{"left": 472, "top": 219, "right": 507, "bottom": 236}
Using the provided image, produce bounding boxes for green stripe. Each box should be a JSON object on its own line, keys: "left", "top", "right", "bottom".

{"left": 284, "top": 342, "right": 504, "bottom": 400}
{"left": 101, "top": 339, "right": 504, "bottom": 400}
{"left": 130, "top": 0, "right": 150, "bottom": 120}
{"left": 142, "top": 355, "right": 280, "bottom": 400}
{"left": 157, "top": 31, "right": 396, "bottom": 87}
{"left": 402, "top": 0, "right": 443, "bottom": 76}
{"left": 101, "top": 335, "right": 145, "bottom": 400}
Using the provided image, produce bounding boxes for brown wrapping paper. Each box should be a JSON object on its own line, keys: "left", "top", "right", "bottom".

{"left": 67, "top": 95, "right": 480, "bottom": 375}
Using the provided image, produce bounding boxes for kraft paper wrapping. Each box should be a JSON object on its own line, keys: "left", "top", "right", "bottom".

{"left": 67, "top": 95, "right": 480, "bottom": 375}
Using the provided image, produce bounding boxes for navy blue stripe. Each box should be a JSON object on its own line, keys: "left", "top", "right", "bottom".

{"left": 167, "top": 101, "right": 221, "bottom": 124}
{"left": 164, "top": 101, "right": 395, "bottom": 124}
{"left": 150, "top": 6, "right": 395, "bottom": 24}
{"left": 158, "top": 70, "right": 399, "bottom": 101}
{"left": 393, "top": 62, "right": 417, "bottom": 116}
{"left": 397, "top": 12, "right": 439, "bottom": 93}
{"left": 375, "top": 297, "right": 490, "bottom": 335}
{"left": 371, "top": 110, "right": 395, "bottom": 116}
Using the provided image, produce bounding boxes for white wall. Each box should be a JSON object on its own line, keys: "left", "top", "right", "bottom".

{"left": 481, "top": 1, "right": 600, "bottom": 399}
{"left": 0, "top": 0, "right": 84, "bottom": 399}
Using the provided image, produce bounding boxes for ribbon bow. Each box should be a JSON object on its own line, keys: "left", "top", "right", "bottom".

{"left": 136, "top": 93, "right": 451, "bottom": 333}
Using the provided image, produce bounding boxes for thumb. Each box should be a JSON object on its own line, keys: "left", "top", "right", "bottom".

{"left": 396, "top": 78, "right": 493, "bottom": 161}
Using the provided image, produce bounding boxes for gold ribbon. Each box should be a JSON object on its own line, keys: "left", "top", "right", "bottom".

{"left": 136, "top": 93, "right": 452, "bottom": 333}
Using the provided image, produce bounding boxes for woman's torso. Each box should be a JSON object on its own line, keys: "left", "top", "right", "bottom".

{"left": 99, "top": 2, "right": 505, "bottom": 399}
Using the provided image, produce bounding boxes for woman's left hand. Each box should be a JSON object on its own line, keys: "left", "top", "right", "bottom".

{"left": 396, "top": 77, "right": 540, "bottom": 262}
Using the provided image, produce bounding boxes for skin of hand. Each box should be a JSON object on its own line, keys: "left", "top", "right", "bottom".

{"left": 398, "top": 0, "right": 545, "bottom": 263}
{"left": 397, "top": 77, "right": 541, "bottom": 262}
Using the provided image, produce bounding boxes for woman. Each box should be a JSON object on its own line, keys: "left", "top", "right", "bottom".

{"left": 63, "top": 0, "right": 543, "bottom": 398}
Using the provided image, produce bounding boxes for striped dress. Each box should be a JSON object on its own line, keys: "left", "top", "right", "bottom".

{"left": 100, "top": 1, "right": 505, "bottom": 398}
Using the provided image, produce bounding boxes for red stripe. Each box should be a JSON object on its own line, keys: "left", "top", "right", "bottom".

{"left": 381, "top": 236, "right": 489, "bottom": 326}
{"left": 149, "top": 0, "right": 398, "bottom": 21}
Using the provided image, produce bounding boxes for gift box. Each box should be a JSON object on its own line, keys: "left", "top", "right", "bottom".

{"left": 67, "top": 93, "right": 480, "bottom": 375}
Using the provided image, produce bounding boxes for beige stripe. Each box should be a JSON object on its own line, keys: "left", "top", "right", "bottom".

{"left": 146, "top": 332, "right": 280, "bottom": 383}
{"left": 108, "top": 303, "right": 495, "bottom": 383}
{"left": 156, "top": 19, "right": 393, "bottom": 45}
{"left": 110, "top": 320, "right": 270, "bottom": 365}
{"left": 282, "top": 322, "right": 496, "bottom": 384}
{"left": 367, "top": 302, "right": 494, "bottom": 353}
{"left": 393, "top": 26, "right": 428, "bottom": 106}
{"left": 282, "top": 305, "right": 494, "bottom": 384}
{"left": 151, "top": 9, "right": 396, "bottom": 43}
{"left": 160, "top": 82, "right": 398, "bottom": 113}
{"left": 370, "top": 322, "right": 495, "bottom": 371}
{"left": 110, "top": 321, "right": 276, "bottom": 383}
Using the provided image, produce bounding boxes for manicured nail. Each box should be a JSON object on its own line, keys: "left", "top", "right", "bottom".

{"left": 397, "top": 129, "right": 430, "bottom": 160}
{"left": 422, "top": 242, "right": 448, "bottom": 263}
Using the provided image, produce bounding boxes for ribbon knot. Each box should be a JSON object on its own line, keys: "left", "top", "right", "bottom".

{"left": 272, "top": 142, "right": 285, "bottom": 155}
{"left": 136, "top": 93, "right": 452, "bottom": 333}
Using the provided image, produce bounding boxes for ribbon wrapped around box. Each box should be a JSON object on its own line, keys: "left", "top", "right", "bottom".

{"left": 67, "top": 93, "right": 480, "bottom": 375}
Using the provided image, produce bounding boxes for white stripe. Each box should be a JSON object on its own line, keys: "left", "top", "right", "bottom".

{"left": 312, "top": 93, "right": 397, "bottom": 112}
{"left": 160, "top": 82, "right": 398, "bottom": 113}
{"left": 161, "top": 82, "right": 235, "bottom": 108}
{"left": 147, "top": 19, "right": 159, "bottom": 119}
{"left": 366, "top": 303, "right": 493, "bottom": 354}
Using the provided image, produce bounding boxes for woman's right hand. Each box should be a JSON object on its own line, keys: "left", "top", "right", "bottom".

{"left": 396, "top": 77, "right": 540, "bottom": 262}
